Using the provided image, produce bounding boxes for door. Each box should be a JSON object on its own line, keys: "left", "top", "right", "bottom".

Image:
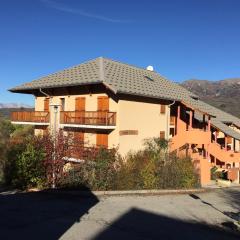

{"left": 97, "top": 96, "right": 109, "bottom": 125}
{"left": 75, "top": 97, "right": 86, "bottom": 124}
{"left": 44, "top": 98, "right": 50, "bottom": 112}
{"left": 96, "top": 133, "right": 108, "bottom": 148}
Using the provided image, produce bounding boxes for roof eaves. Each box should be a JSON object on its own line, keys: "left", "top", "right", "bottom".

{"left": 116, "top": 89, "right": 180, "bottom": 102}
{"left": 9, "top": 81, "right": 104, "bottom": 93}
{"left": 181, "top": 100, "right": 216, "bottom": 117}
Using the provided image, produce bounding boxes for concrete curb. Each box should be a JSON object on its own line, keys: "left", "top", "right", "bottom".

{"left": 39, "top": 188, "right": 207, "bottom": 197}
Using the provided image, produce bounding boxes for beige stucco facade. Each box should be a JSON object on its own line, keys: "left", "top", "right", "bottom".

{"left": 34, "top": 91, "right": 169, "bottom": 156}
{"left": 118, "top": 99, "right": 169, "bottom": 155}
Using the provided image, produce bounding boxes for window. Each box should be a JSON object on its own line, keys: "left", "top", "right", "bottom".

{"left": 160, "top": 131, "right": 165, "bottom": 139}
{"left": 60, "top": 98, "right": 65, "bottom": 111}
{"left": 160, "top": 105, "right": 166, "bottom": 114}
{"left": 44, "top": 98, "right": 50, "bottom": 111}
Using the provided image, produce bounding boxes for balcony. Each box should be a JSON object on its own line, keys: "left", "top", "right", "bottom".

{"left": 170, "top": 128, "right": 211, "bottom": 152}
{"left": 60, "top": 111, "right": 117, "bottom": 129}
{"left": 209, "top": 142, "right": 240, "bottom": 163}
{"left": 11, "top": 111, "right": 50, "bottom": 125}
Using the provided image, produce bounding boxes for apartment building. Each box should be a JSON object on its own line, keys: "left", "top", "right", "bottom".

{"left": 9, "top": 57, "right": 240, "bottom": 185}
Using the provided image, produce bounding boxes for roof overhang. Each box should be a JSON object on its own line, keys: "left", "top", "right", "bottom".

{"left": 181, "top": 100, "right": 216, "bottom": 117}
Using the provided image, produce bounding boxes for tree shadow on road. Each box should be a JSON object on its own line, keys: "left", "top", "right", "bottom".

{"left": 93, "top": 208, "right": 240, "bottom": 240}
{"left": 0, "top": 189, "right": 99, "bottom": 240}
{"left": 217, "top": 187, "right": 240, "bottom": 223}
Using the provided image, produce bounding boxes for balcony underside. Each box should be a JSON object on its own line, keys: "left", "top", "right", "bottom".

{"left": 11, "top": 121, "right": 50, "bottom": 126}
{"left": 60, "top": 123, "right": 116, "bottom": 130}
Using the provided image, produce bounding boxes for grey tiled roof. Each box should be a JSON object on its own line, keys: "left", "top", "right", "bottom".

{"left": 10, "top": 57, "right": 240, "bottom": 138}
{"left": 10, "top": 57, "right": 197, "bottom": 101}
{"left": 211, "top": 119, "right": 240, "bottom": 140}
{"left": 193, "top": 112, "right": 240, "bottom": 140}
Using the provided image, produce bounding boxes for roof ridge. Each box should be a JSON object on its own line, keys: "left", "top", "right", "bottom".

{"left": 98, "top": 57, "right": 105, "bottom": 81}
{"left": 101, "top": 57, "right": 151, "bottom": 72}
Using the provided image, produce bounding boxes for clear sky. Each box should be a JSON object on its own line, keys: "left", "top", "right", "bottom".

{"left": 1, "top": 0, "right": 240, "bottom": 105}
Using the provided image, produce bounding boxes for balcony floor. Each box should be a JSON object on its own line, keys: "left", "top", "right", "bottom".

{"left": 60, "top": 123, "right": 116, "bottom": 130}
{"left": 11, "top": 121, "right": 50, "bottom": 126}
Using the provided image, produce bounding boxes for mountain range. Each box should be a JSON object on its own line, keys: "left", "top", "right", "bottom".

{"left": 181, "top": 78, "right": 240, "bottom": 118}
{"left": 0, "top": 103, "right": 32, "bottom": 109}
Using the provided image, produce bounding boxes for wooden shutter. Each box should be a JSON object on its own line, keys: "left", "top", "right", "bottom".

{"left": 97, "top": 96, "right": 109, "bottom": 125}
{"left": 160, "top": 105, "right": 166, "bottom": 114}
{"left": 96, "top": 133, "right": 108, "bottom": 148}
{"left": 97, "top": 96, "right": 109, "bottom": 111}
{"left": 44, "top": 98, "right": 50, "bottom": 112}
{"left": 75, "top": 97, "right": 86, "bottom": 111}
{"left": 160, "top": 131, "right": 165, "bottom": 139}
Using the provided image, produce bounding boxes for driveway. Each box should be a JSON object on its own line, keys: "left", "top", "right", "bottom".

{"left": 0, "top": 188, "right": 239, "bottom": 240}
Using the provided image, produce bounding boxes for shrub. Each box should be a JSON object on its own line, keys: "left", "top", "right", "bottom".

{"left": 59, "top": 147, "right": 118, "bottom": 190}
{"left": 210, "top": 166, "right": 218, "bottom": 180}
{"left": 3, "top": 132, "right": 200, "bottom": 191}
{"left": 159, "top": 155, "right": 199, "bottom": 189}
{"left": 14, "top": 139, "right": 45, "bottom": 188}
{"left": 4, "top": 137, "right": 45, "bottom": 189}
{"left": 113, "top": 151, "right": 147, "bottom": 190}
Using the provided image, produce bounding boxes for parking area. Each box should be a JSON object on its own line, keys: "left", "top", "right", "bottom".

{"left": 0, "top": 188, "right": 240, "bottom": 239}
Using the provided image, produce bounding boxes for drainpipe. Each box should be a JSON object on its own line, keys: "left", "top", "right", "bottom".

{"left": 40, "top": 88, "right": 50, "bottom": 99}
{"left": 167, "top": 100, "right": 175, "bottom": 140}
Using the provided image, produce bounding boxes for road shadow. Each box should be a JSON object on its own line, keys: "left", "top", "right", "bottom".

{"left": 93, "top": 208, "right": 240, "bottom": 240}
{"left": 0, "top": 189, "right": 99, "bottom": 239}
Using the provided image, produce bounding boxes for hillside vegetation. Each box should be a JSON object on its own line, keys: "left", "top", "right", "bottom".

{"left": 181, "top": 78, "right": 240, "bottom": 117}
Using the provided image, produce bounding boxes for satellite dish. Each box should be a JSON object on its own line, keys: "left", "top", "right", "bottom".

{"left": 146, "top": 65, "right": 154, "bottom": 71}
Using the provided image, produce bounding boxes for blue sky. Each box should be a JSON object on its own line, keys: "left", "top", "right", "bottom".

{"left": 1, "top": 0, "right": 240, "bottom": 105}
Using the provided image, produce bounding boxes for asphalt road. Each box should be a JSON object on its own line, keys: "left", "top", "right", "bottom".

{"left": 0, "top": 188, "right": 239, "bottom": 240}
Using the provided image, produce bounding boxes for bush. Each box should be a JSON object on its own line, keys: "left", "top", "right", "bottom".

{"left": 113, "top": 138, "right": 199, "bottom": 190}
{"left": 15, "top": 140, "right": 45, "bottom": 188}
{"left": 0, "top": 118, "right": 15, "bottom": 183}
{"left": 159, "top": 155, "right": 199, "bottom": 189}
{"left": 3, "top": 132, "right": 200, "bottom": 191}
{"left": 4, "top": 137, "right": 45, "bottom": 189}
{"left": 59, "top": 148, "right": 118, "bottom": 190}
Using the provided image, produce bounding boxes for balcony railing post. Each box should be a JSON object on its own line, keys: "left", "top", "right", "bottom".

{"left": 105, "top": 111, "right": 107, "bottom": 125}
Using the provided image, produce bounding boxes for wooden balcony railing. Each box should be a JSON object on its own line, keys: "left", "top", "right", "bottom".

{"left": 11, "top": 111, "right": 50, "bottom": 123}
{"left": 60, "top": 111, "right": 116, "bottom": 126}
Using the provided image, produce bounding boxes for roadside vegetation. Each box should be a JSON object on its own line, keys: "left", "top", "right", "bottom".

{"left": 0, "top": 115, "right": 199, "bottom": 190}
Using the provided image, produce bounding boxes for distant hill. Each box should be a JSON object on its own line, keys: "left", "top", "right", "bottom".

{"left": 181, "top": 78, "right": 240, "bottom": 118}
{"left": 0, "top": 103, "right": 32, "bottom": 109}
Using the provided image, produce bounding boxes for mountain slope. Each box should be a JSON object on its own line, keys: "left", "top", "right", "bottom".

{"left": 0, "top": 103, "right": 32, "bottom": 108}
{"left": 181, "top": 78, "right": 240, "bottom": 118}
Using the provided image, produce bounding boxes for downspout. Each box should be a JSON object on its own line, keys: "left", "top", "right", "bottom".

{"left": 40, "top": 88, "right": 51, "bottom": 100}
{"left": 166, "top": 100, "right": 176, "bottom": 140}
